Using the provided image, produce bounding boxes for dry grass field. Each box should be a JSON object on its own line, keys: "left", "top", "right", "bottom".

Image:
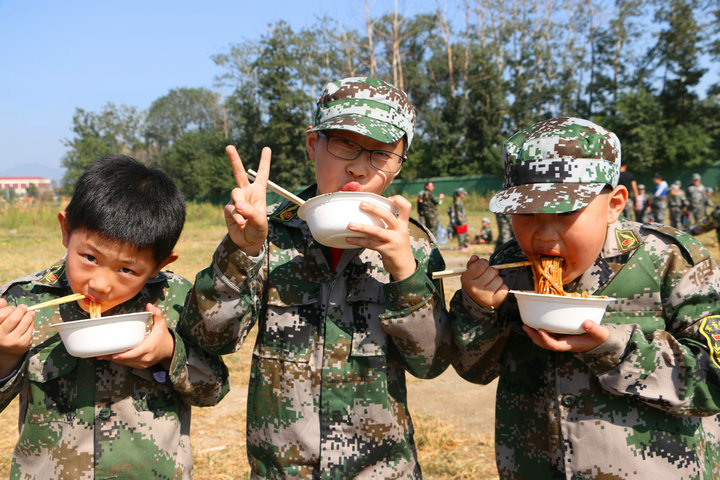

{"left": 1, "top": 199, "right": 719, "bottom": 479}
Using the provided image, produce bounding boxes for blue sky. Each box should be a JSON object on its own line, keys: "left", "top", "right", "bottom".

{"left": 0, "top": 0, "right": 439, "bottom": 175}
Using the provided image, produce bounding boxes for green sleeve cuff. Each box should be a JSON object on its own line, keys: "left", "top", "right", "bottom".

{"left": 382, "top": 262, "right": 436, "bottom": 315}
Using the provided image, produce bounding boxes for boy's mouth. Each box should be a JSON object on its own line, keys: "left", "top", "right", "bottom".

{"left": 339, "top": 181, "right": 361, "bottom": 192}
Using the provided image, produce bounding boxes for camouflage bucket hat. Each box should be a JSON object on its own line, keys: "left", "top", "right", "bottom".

{"left": 489, "top": 117, "right": 621, "bottom": 214}
{"left": 307, "top": 77, "right": 416, "bottom": 147}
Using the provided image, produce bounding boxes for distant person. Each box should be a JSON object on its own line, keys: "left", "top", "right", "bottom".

{"left": 0, "top": 155, "right": 229, "bottom": 478}
{"left": 473, "top": 217, "right": 493, "bottom": 244}
{"left": 449, "top": 117, "right": 720, "bottom": 479}
{"left": 650, "top": 172, "right": 668, "bottom": 223}
{"left": 635, "top": 183, "right": 649, "bottom": 222}
{"left": 494, "top": 212, "right": 514, "bottom": 251}
{"left": 668, "top": 181, "right": 689, "bottom": 229}
{"left": 618, "top": 163, "right": 639, "bottom": 220}
{"left": 452, "top": 187, "right": 469, "bottom": 251}
{"left": 417, "top": 181, "right": 444, "bottom": 235}
{"left": 687, "top": 173, "right": 710, "bottom": 225}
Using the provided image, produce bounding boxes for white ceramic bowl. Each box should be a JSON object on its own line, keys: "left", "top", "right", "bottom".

{"left": 297, "top": 191, "right": 398, "bottom": 248}
{"left": 50, "top": 311, "right": 151, "bottom": 358}
{"left": 511, "top": 290, "right": 615, "bottom": 335}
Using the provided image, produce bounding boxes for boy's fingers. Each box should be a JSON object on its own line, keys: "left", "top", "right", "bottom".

{"left": 226, "top": 145, "right": 249, "bottom": 189}
{"left": 253, "top": 147, "right": 273, "bottom": 188}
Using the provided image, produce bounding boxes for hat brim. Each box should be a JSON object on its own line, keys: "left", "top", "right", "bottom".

{"left": 308, "top": 114, "right": 406, "bottom": 145}
{"left": 489, "top": 183, "right": 607, "bottom": 214}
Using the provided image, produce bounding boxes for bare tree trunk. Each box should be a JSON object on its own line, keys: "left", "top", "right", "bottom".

{"left": 391, "top": 0, "right": 404, "bottom": 89}
{"left": 365, "top": 0, "right": 377, "bottom": 77}
{"left": 438, "top": 0, "right": 456, "bottom": 97}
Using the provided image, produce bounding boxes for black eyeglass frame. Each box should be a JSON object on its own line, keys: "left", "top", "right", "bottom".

{"left": 317, "top": 131, "right": 407, "bottom": 173}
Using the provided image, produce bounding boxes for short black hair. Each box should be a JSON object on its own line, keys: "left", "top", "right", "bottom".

{"left": 64, "top": 155, "right": 185, "bottom": 264}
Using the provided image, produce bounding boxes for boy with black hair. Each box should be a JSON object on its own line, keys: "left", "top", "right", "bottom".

{"left": 0, "top": 155, "right": 229, "bottom": 479}
{"left": 179, "top": 77, "right": 450, "bottom": 479}
{"left": 450, "top": 117, "right": 720, "bottom": 479}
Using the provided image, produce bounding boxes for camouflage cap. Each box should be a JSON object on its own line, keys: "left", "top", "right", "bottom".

{"left": 692, "top": 173, "right": 701, "bottom": 180}
{"left": 455, "top": 187, "right": 468, "bottom": 196}
{"left": 489, "top": 117, "right": 621, "bottom": 214}
{"left": 307, "top": 77, "right": 416, "bottom": 148}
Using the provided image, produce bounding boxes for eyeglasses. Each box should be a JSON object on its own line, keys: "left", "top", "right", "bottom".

{"left": 317, "top": 131, "right": 406, "bottom": 173}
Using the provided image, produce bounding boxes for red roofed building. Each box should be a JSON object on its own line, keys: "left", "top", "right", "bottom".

{"left": 0, "top": 176, "right": 52, "bottom": 196}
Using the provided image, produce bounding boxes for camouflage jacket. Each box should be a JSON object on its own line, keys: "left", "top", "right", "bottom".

{"left": 450, "top": 220, "right": 720, "bottom": 480}
{"left": 0, "top": 259, "right": 230, "bottom": 480}
{"left": 452, "top": 197, "right": 467, "bottom": 226}
{"left": 687, "top": 184, "right": 709, "bottom": 207}
{"left": 417, "top": 189, "right": 441, "bottom": 227}
{"left": 179, "top": 186, "right": 451, "bottom": 479}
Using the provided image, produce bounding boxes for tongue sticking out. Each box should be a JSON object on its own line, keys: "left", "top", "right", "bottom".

{"left": 340, "top": 182, "right": 361, "bottom": 192}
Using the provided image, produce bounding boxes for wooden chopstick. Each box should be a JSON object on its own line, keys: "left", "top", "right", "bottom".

{"left": 431, "top": 260, "right": 532, "bottom": 279}
{"left": 27, "top": 293, "right": 86, "bottom": 311}
{"left": 246, "top": 169, "right": 305, "bottom": 206}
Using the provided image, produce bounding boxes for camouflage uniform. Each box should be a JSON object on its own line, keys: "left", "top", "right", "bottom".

{"left": 494, "top": 213, "right": 514, "bottom": 251}
{"left": 178, "top": 189, "right": 451, "bottom": 479}
{"left": 451, "top": 221, "right": 720, "bottom": 479}
{"left": 417, "top": 188, "right": 442, "bottom": 232}
{"left": 462, "top": 117, "right": 720, "bottom": 479}
{"left": 687, "top": 178, "right": 710, "bottom": 225}
{"left": 452, "top": 188, "right": 468, "bottom": 249}
{"left": 0, "top": 259, "right": 230, "bottom": 480}
{"left": 668, "top": 184, "right": 689, "bottom": 229}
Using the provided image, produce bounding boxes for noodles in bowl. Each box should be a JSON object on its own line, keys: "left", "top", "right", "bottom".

{"left": 513, "top": 255, "right": 613, "bottom": 334}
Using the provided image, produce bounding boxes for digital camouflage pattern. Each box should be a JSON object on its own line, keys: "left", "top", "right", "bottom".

{"left": 490, "top": 117, "right": 621, "bottom": 215}
{"left": 307, "top": 77, "right": 416, "bottom": 147}
{"left": 0, "top": 259, "right": 230, "bottom": 480}
{"left": 668, "top": 184, "right": 689, "bottom": 229}
{"left": 178, "top": 186, "right": 451, "bottom": 479}
{"left": 452, "top": 189, "right": 468, "bottom": 249}
{"left": 450, "top": 219, "right": 720, "bottom": 479}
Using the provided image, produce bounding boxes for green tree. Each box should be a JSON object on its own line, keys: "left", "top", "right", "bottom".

{"left": 61, "top": 103, "right": 145, "bottom": 193}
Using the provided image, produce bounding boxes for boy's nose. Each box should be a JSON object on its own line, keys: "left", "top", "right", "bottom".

{"left": 346, "top": 152, "right": 371, "bottom": 178}
{"left": 88, "top": 274, "right": 112, "bottom": 295}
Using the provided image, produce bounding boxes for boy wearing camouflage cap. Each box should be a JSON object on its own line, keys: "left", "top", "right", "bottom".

{"left": 449, "top": 117, "right": 720, "bottom": 479}
{"left": 179, "top": 77, "right": 450, "bottom": 478}
{"left": 0, "top": 156, "right": 229, "bottom": 478}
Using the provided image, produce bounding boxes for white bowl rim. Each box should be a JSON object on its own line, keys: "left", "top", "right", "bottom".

{"left": 509, "top": 290, "right": 616, "bottom": 304}
{"left": 297, "top": 191, "right": 398, "bottom": 220}
{"left": 50, "top": 311, "right": 152, "bottom": 330}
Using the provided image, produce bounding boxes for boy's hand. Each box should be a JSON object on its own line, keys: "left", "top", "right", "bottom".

{"left": 100, "top": 304, "right": 175, "bottom": 371}
{"left": 461, "top": 256, "right": 509, "bottom": 309}
{"left": 224, "top": 145, "right": 272, "bottom": 256}
{"left": 345, "top": 195, "right": 416, "bottom": 281}
{"left": 0, "top": 299, "right": 34, "bottom": 377}
{"left": 522, "top": 320, "right": 609, "bottom": 352}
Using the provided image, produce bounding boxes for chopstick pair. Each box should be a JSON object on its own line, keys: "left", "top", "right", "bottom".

{"left": 27, "top": 293, "right": 86, "bottom": 311}
{"left": 431, "top": 260, "right": 532, "bottom": 279}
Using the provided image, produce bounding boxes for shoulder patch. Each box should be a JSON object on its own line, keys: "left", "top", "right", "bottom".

{"left": 700, "top": 315, "right": 720, "bottom": 369}
{"left": 38, "top": 261, "right": 65, "bottom": 285}
{"left": 615, "top": 229, "right": 641, "bottom": 252}
{"left": 270, "top": 203, "right": 300, "bottom": 223}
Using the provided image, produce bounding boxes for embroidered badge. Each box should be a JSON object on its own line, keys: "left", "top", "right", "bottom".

{"left": 615, "top": 229, "right": 640, "bottom": 252}
{"left": 700, "top": 315, "right": 720, "bottom": 369}
{"left": 40, "top": 262, "right": 65, "bottom": 284}
{"left": 271, "top": 203, "right": 299, "bottom": 222}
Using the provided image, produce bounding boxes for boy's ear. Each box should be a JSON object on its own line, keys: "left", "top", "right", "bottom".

{"left": 607, "top": 185, "right": 628, "bottom": 223}
{"left": 305, "top": 126, "right": 318, "bottom": 160}
{"left": 152, "top": 251, "right": 179, "bottom": 276}
{"left": 58, "top": 211, "right": 71, "bottom": 247}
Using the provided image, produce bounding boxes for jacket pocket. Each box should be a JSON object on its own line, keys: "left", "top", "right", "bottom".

{"left": 26, "top": 339, "right": 78, "bottom": 423}
{"left": 255, "top": 276, "right": 321, "bottom": 363}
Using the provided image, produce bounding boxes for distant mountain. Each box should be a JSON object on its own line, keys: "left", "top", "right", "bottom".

{"left": 0, "top": 163, "right": 66, "bottom": 183}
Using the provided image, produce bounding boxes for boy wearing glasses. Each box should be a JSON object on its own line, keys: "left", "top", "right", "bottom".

{"left": 179, "top": 77, "right": 451, "bottom": 478}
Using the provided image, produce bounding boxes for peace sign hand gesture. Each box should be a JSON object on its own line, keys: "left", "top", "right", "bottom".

{"left": 223, "top": 145, "right": 272, "bottom": 256}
